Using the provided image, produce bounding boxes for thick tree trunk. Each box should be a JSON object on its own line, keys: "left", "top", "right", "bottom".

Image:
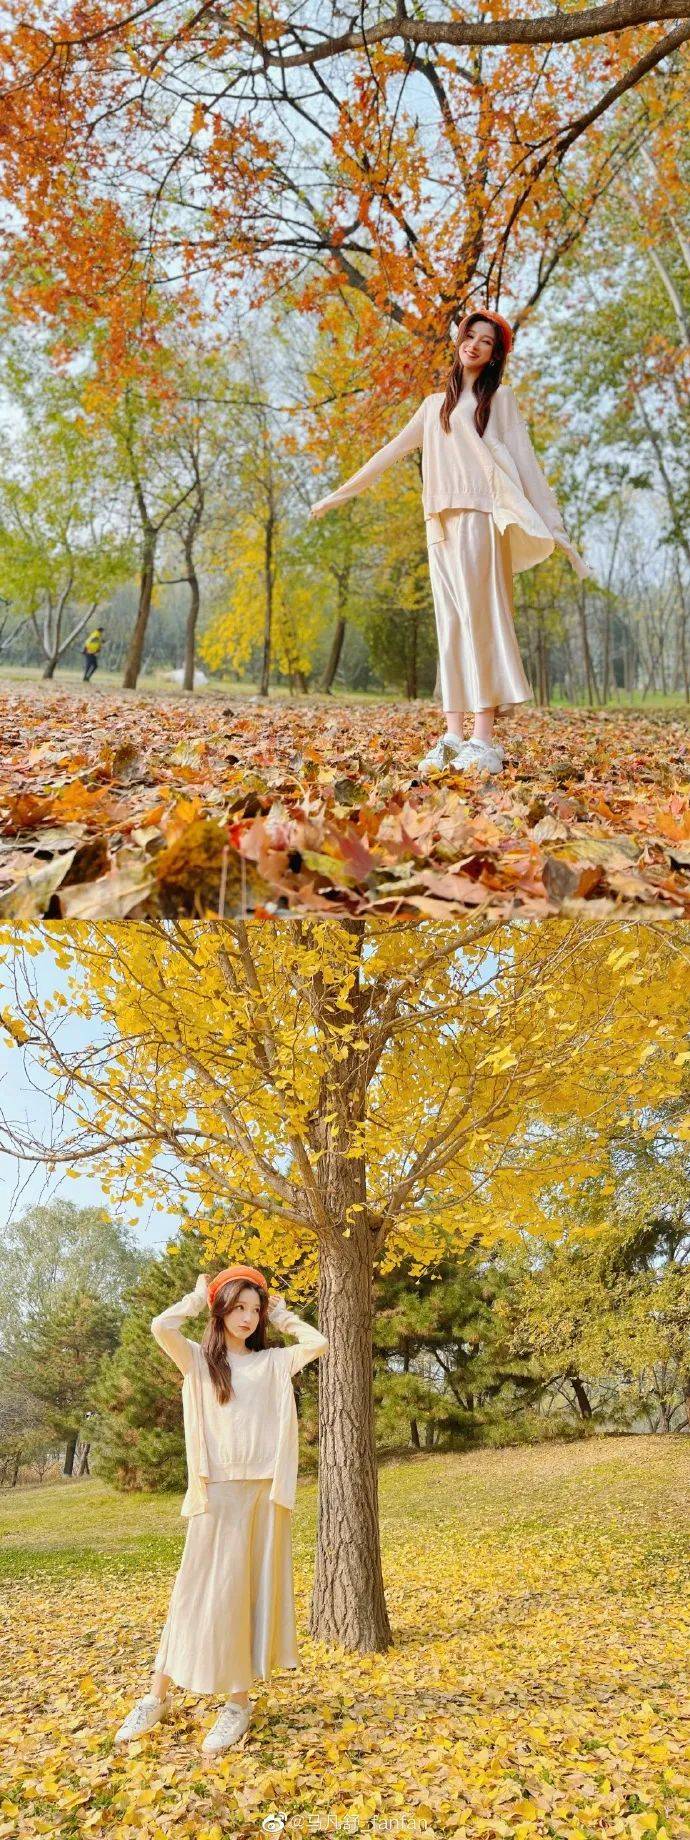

{"left": 76, "top": 1441, "right": 91, "bottom": 1478}
{"left": 63, "top": 1435, "right": 78, "bottom": 1477}
{"left": 570, "top": 1375, "right": 593, "bottom": 1419}
{"left": 310, "top": 1220, "right": 393, "bottom": 1652}
{"left": 123, "top": 533, "right": 156, "bottom": 689}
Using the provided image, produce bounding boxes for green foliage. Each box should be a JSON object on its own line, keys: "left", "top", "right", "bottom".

{"left": 90, "top": 1227, "right": 209, "bottom": 1493}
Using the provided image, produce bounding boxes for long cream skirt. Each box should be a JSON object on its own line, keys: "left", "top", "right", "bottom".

{"left": 427, "top": 509, "right": 534, "bottom": 714}
{"left": 154, "top": 1479, "right": 300, "bottom": 1694}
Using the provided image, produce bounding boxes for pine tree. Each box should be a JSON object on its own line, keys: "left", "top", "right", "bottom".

{"left": 91, "top": 1228, "right": 208, "bottom": 1492}
{"left": 2, "top": 1287, "right": 122, "bottom": 1475}
{"left": 373, "top": 1255, "right": 542, "bottom": 1451}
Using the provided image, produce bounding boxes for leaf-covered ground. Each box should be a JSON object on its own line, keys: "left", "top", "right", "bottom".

{"left": 2, "top": 685, "right": 690, "bottom": 918}
{"left": 1, "top": 1437, "right": 689, "bottom": 1840}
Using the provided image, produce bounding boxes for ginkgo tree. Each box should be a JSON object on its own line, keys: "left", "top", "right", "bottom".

{"left": 0, "top": 916, "right": 689, "bottom": 1652}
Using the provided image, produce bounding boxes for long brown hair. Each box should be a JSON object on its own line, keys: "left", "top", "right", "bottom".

{"left": 440, "top": 313, "right": 509, "bottom": 438}
{"left": 201, "top": 1277, "right": 269, "bottom": 1405}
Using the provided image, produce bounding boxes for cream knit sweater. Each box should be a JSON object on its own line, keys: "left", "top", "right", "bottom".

{"left": 151, "top": 1285, "right": 328, "bottom": 1515}
{"left": 311, "top": 383, "right": 588, "bottom": 580}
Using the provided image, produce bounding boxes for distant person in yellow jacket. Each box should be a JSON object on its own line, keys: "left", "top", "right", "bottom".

{"left": 82, "top": 627, "right": 104, "bottom": 682}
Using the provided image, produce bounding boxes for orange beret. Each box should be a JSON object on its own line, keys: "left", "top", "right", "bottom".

{"left": 207, "top": 1265, "right": 268, "bottom": 1309}
{"left": 456, "top": 307, "right": 514, "bottom": 356}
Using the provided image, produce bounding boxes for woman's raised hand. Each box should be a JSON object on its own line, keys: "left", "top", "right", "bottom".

{"left": 194, "top": 1273, "right": 210, "bottom": 1306}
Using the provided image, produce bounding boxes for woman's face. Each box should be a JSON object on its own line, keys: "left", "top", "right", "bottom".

{"left": 223, "top": 1286, "right": 262, "bottom": 1341}
{"left": 458, "top": 320, "right": 496, "bottom": 370}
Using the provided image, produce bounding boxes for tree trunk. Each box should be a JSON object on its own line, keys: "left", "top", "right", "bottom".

{"left": 42, "top": 656, "right": 58, "bottom": 680}
{"left": 183, "top": 538, "right": 200, "bottom": 693}
{"left": 321, "top": 615, "right": 347, "bottom": 693}
{"left": 578, "top": 592, "right": 599, "bottom": 705}
{"left": 570, "top": 1375, "right": 593, "bottom": 1419}
{"left": 406, "top": 612, "right": 418, "bottom": 701}
{"left": 123, "top": 532, "right": 156, "bottom": 689}
{"left": 11, "top": 1450, "right": 21, "bottom": 1486}
{"left": 310, "top": 1221, "right": 393, "bottom": 1652}
{"left": 63, "top": 1435, "right": 78, "bottom": 1477}
{"left": 76, "top": 1441, "right": 91, "bottom": 1478}
{"left": 259, "top": 499, "right": 275, "bottom": 698}
{"left": 410, "top": 1419, "right": 420, "bottom": 1448}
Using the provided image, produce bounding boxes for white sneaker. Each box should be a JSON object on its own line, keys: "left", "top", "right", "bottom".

{"left": 417, "top": 732, "right": 465, "bottom": 775}
{"left": 114, "top": 1693, "right": 169, "bottom": 1743}
{"left": 451, "top": 738, "right": 504, "bottom": 774}
{"left": 201, "top": 1699, "right": 253, "bottom": 1755}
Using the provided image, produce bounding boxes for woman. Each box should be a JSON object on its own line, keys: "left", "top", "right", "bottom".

{"left": 114, "top": 1263, "right": 328, "bottom": 1756}
{"left": 309, "top": 309, "right": 589, "bottom": 777}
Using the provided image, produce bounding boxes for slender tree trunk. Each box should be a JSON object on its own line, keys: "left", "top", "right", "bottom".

{"left": 578, "top": 591, "right": 599, "bottom": 705}
{"left": 321, "top": 563, "right": 351, "bottom": 693}
{"left": 406, "top": 613, "right": 418, "bottom": 700}
{"left": 311, "top": 1215, "right": 393, "bottom": 1652}
{"left": 321, "top": 616, "right": 347, "bottom": 694}
{"left": 11, "top": 1450, "right": 21, "bottom": 1486}
{"left": 410, "top": 1419, "right": 420, "bottom": 1448}
{"left": 183, "top": 536, "right": 200, "bottom": 693}
{"left": 63, "top": 1435, "right": 78, "bottom": 1477}
{"left": 260, "top": 498, "right": 275, "bottom": 698}
{"left": 123, "top": 532, "right": 157, "bottom": 689}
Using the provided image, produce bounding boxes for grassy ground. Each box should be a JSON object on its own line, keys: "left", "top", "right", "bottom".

{"left": 2, "top": 661, "right": 690, "bottom": 711}
{"left": 1, "top": 1436, "right": 689, "bottom": 1839}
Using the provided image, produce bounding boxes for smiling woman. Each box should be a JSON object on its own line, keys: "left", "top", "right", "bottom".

{"left": 113, "top": 1267, "right": 327, "bottom": 1756}
{"left": 309, "top": 309, "right": 588, "bottom": 775}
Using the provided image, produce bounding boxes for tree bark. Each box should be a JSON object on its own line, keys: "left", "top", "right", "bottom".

{"left": 183, "top": 534, "right": 201, "bottom": 693}
{"left": 321, "top": 615, "right": 347, "bottom": 693}
{"left": 310, "top": 1218, "right": 393, "bottom": 1652}
{"left": 123, "top": 532, "right": 157, "bottom": 689}
{"left": 259, "top": 491, "right": 275, "bottom": 698}
{"left": 570, "top": 1375, "right": 593, "bottom": 1419}
{"left": 76, "top": 1441, "right": 91, "bottom": 1477}
{"left": 63, "top": 1435, "right": 78, "bottom": 1477}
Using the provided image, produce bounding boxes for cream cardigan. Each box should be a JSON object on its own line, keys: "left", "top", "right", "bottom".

{"left": 311, "top": 383, "right": 588, "bottom": 580}
{"left": 151, "top": 1288, "right": 328, "bottom": 1517}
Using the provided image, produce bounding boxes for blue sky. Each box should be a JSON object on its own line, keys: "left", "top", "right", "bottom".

{"left": 0, "top": 942, "right": 177, "bottom": 1251}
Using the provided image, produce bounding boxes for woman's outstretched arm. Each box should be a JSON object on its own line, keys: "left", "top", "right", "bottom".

{"left": 310, "top": 402, "right": 425, "bottom": 518}
{"left": 150, "top": 1273, "right": 209, "bottom": 1376}
{"left": 267, "top": 1290, "right": 329, "bottom": 1375}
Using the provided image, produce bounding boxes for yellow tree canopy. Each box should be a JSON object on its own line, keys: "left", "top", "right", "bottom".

{"left": 0, "top": 917, "right": 688, "bottom": 1296}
